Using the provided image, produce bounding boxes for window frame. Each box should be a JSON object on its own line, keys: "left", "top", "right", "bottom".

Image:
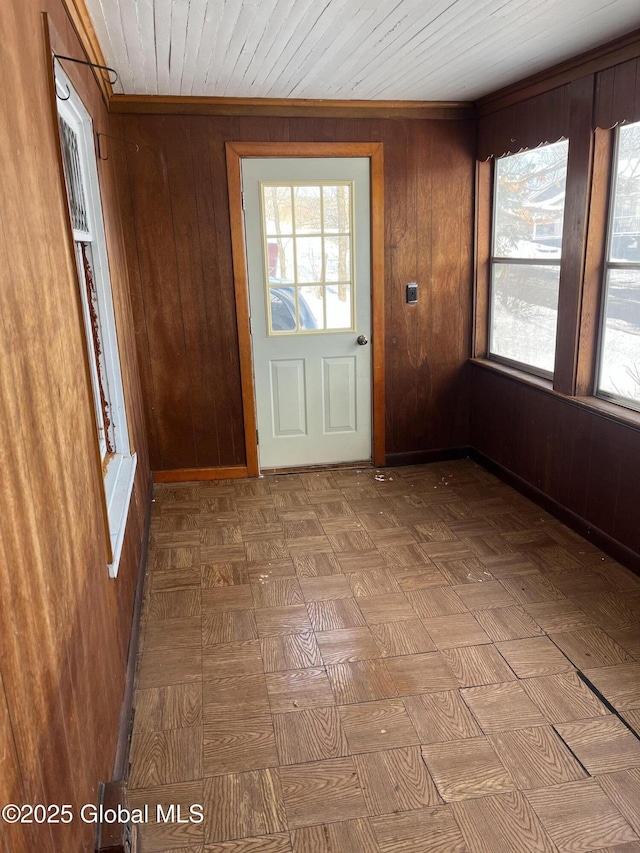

{"left": 55, "top": 63, "right": 137, "bottom": 578}
{"left": 594, "top": 120, "right": 640, "bottom": 414}
{"left": 487, "top": 140, "right": 570, "bottom": 381}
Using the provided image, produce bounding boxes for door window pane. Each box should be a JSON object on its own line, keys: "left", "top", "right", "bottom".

{"left": 262, "top": 182, "right": 354, "bottom": 334}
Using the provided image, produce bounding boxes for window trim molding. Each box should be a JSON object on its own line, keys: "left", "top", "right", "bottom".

{"left": 54, "top": 62, "right": 137, "bottom": 578}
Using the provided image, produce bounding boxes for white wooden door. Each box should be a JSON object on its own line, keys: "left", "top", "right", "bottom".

{"left": 242, "top": 157, "right": 371, "bottom": 469}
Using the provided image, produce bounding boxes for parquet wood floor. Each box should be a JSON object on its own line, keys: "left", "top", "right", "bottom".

{"left": 130, "top": 461, "right": 640, "bottom": 852}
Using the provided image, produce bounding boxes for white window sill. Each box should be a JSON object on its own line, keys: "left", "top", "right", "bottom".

{"left": 104, "top": 452, "right": 137, "bottom": 578}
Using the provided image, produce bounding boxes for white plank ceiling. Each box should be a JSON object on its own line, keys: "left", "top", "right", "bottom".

{"left": 85, "top": 0, "right": 640, "bottom": 100}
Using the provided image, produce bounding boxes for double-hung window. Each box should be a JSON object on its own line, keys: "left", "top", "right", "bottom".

{"left": 56, "top": 66, "right": 136, "bottom": 576}
{"left": 489, "top": 140, "right": 569, "bottom": 377}
{"left": 597, "top": 120, "right": 640, "bottom": 412}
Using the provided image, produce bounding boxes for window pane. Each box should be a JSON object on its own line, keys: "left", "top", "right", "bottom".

{"left": 299, "top": 285, "right": 325, "bottom": 330}
{"left": 609, "top": 122, "right": 640, "bottom": 262}
{"left": 323, "top": 184, "right": 350, "bottom": 233}
{"left": 295, "top": 236, "right": 323, "bottom": 283}
{"left": 266, "top": 237, "right": 294, "bottom": 282}
{"left": 490, "top": 263, "right": 560, "bottom": 373}
{"left": 325, "top": 236, "right": 350, "bottom": 283}
{"left": 493, "top": 140, "right": 568, "bottom": 259}
{"left": 263, "top": 185, "right": 293, "bottom": 235}
{"left": 327, "top": 284, "right": 352, "bottom": 330}
{"left": 269, "top": 286, "right": 297, "bottom": 332}
{"left": 294, "top": 185, "right": 321, "bottom": 233}
{"left": 598, "top": 269, "right": 640, "bottom": 406}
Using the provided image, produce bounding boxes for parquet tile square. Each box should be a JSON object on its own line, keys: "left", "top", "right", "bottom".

{"left": 152, "top": 565, "right": 201, "bottom": 592}
{"left": 421, "top": 736, "right": 516, "bottom": 801}
{"left": 451, "top": 790, "right": 558, "bottom": 852}
{"left": 550, "top": 628, "right": 634, "bottom": 668}
{"left": 307, "top": 598, "right": 365, "bottom": 631}
{"left": 203, "top": 674, "right": 270, "bottom": 722}
{"left": 204, "top": 769, "right": 286, "bottom": 842}
{"left": 523, "top": 600, "right": 594, "bottom": 633}
{"left": 201, "top": 563, "right": 251, "bottom": 588}
{"left": 405, "top": 587, "right": 467, "bottom": 618}
{"left": 475, "top": 605, "right": 545, "bottom": 641}
{"left": 202, "top": 640, "right": 264, "bottom": 677}
{"left": 522, "top": 671, "right": 610, "bottom": 723}
{"left": 461, "top": 681, "right": 548, "bottom": 732}
{"left": 369, "top": 619, "right": 437, "bottom": 656}
{"left": 255, "top": 605, "right": 313, "bottom": 637}
{"left": 346, "top": 570, "right": 402, "bottom": 597}
{"left": 326, "top": 659, "right": 397, "bottom": 704}
{"left": 138, "top": 646, "right": 203, "bottom": 689}
{"left": 201, "top": 610, "right": 258, "bottom": 646}
{"left": 201, "top": 585, "right": 254, "bottom": 613}
{"left": 370, "top": 805, "right": 466, "bottom": 852}
{"left": 292, "top": 552, "right": 341, "bottom": 578}
{"left": 279, "top": 757, "right": 368, "bottom": 829}
{"left": 338, "top": 699, "right": 420, "bottom": 753}
{"left": 391, "top": 564, "right": 450, "bottom": 590}
{"left": 582, "top": 665, "right": 640, "bottom": 710}
{"left": 496, "top": 636, "right": 573, "bottom": 678}
{"left": 251, "top": 576, "right": 304, "bottom": 609}
{"left": 260, "top": 632, "right": 322, "bottom": 672}
{"left": 500, "top": 573, "right": 565, "bottom": 604}
{"left": 266, "top": 667, "right": 335, "bottom": 713}
{"left": 608, "top": 628, "right": 640, "bottom": 661}
{"left": 452, "top": 581, "right": 518, "bottom": 611}
{"left": 134, "top": 683, "right": 202, "bottom": 732}
{"left": 489, "top": 725, "right": 587, "bottom": 789}
{"left": 385, "top": 652, "right": 459, "bottom": 695}
{"left": 316, "top": 627, "right": 380, "bottom": 664}
{"left": 555, "top": 716, "right": 640, "bottom": 774}
{"left": 526, "top": 779, "right": 639, "bottom": 852}
{"left": 128, "top": 727, "right": 203, "bottom": 788}
{"left": 599, "top": 769, "right": 640, "bottom": 836}
{"left": 144, "top": 616, "right": 202, "bottom": 651}
{"left": 128, "top": 781, "right": 204, "bottom": 851}
{"left": 147, "top": 589, "right": 202, "bottom": 620}
{"left": 274, "top": 707, "right": 349, "bottom": 765}
{"left": 298, "top": 575, "right": 352, "bottom": 601}
{"left": 441, "top": 644, "right": 517, "bottom": 687}
{"left": 573, "top": 593, "right": 640, "bottom": 631}
{"left": 203, "top": 715, "right": 278, "bottom": 775}
{"left": 422, "top": 613, "right": 492, "bottom": 648}
{"left": 354, "top": 746, "right": 442, "bottom": 814}
{"left": 403, "top": 691, "right": 482, "bottom": 742}
{"left": 291, "top": 818, "right": 379, "bottom": 853}
{"left": 357, "top": 593, "right": 418, "bottom": 624}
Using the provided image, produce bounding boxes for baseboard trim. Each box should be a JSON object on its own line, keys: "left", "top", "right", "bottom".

{"left": 153, "top": 465, "right": 248, "bottom": 482}
{"left": 386, "top": 447, "right": 472, "bottom": 467}
{"left": 470, "top": 449, "right": 640, "bottom": 575}
{"left": 111, "top": 473, "right": 153, "bottom": 782}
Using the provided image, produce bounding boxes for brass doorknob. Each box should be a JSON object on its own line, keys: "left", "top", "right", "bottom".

{"left": 357, "top": 335, "right": 368, "bottom": 345}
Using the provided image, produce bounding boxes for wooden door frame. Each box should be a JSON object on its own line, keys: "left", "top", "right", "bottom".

{"left": 226, "top": 141, "right": 385, "bottom": 477}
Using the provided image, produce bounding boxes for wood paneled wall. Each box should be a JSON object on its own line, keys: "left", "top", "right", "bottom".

{"left": 113, "top": 114, "right": 475, "bottom": 472}
{"left": 470, "top": 365, "right": 640, "bottom": 560}
{"left": 473, "top": 51, "right": 640, "bottom": 563}
{"left": 0, "top": 3, "right": 149, "bottom": 851}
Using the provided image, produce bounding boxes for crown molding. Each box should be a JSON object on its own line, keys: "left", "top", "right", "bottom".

{"left": 108, "top": 94, "right": 473, "bottom": 120}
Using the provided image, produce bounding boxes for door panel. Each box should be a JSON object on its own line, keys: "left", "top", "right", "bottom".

{"left": 242, "top": 157, "right": 371, "bottom": 469}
